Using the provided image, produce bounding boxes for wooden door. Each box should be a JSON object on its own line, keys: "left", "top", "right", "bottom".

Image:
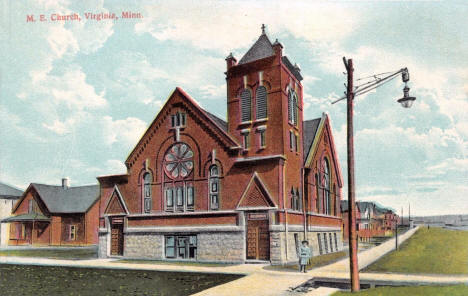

{"left": 246, "top": 215, "right": 270, "bottom": 260}
{"left": 111, "top": 223, "right": 123, "bottom": 256}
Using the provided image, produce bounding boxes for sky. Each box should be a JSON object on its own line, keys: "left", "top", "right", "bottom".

{"left": 1, "top": 0, "right": 467, "bottom": 216}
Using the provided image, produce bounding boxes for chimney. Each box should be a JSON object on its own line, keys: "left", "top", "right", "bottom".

{"left": 62, "top": 177, "right": 70, "bottom": 189}
{"left": 225, "top": 52, "right": 237, "bottom": 70}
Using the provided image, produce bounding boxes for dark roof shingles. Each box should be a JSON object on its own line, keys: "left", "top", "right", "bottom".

{"left": 0, "top": 182, "right": 23, "bottom": 199}
{"left": 238, "top": 34, "right": 275, "bottom": 65}
{"left": 32, "top": 183, "right": 99, "bottom": 213}
{"left": 204, "top": 110, "right": 228, "bottom": 132}
{"left": 303, "top": 118, "right": 322, "bottom": 162}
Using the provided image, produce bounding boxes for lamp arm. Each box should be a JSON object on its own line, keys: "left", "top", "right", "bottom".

{"left": 332, "top": 68, "right": 408, "bottom": 104}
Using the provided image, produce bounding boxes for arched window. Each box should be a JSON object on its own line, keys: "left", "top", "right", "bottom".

{"left": 288, "top": 89, "right": 298, "bottom": 125}
{"left": 240, "top": 89, "right": 252, "bottom": 122}
{"left": 143, "top": 172, "right": 152, "bottom": 213}
{"left": 209, "top": 165, "right": 220, "bottom": 210}
{"left": 255, "top": 86, "right": 267, "bottom": 119}
{"left": 324, "top": 158, "right": 331, "bottom": 215}
{"left": 315, "top": 173, "right": 321, "bottom": 213}
{"left": 163, "top": 143, "right": 194, "bottom": 212}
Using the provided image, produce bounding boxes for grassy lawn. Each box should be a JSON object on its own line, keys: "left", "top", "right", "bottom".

{"left": 332, "top": 285, "right": 468, "bottom": 296}
{"left": 364, "top": 227, "right": 468, "bottom": 275}
{"left": 0, "top": 248, "right": 97, "bottom": 260}
{"left": 116, "top": 259, "right": 238, "bottom": 267}
{"left": 0, "top": 264, "right": 243, "bottom": 296}
{"left": 267, "top": 250, "right": 348, "bottom": 271}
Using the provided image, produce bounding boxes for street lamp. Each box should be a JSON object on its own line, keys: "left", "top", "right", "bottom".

{"left": 333, "top": 58, "right": 415, "bottom": 292}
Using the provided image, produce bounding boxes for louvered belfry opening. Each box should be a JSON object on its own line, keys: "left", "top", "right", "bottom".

{"left": 256, "top": 86, "right": 267, "bottom": 120}
{"left": 241, "top": 89, "right": 252, "bottom": 122}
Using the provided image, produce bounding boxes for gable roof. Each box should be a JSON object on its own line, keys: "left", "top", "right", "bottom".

{"left": 125, "top": 87, "right": 240, "bottom": 165}
{"left": 237, "top": 172, "right": 277, "bottom": 209}
{"left": 204, "top": 110, "right": 228, "bottom": 132}
{"left": 303, "top": 113, "right": 343, "bottom": 187}
{"left": 0, "top": 182, "right": 23, "bottom": 199}
{"left": 303, "top": 118, "right": 321, "bottom": 162}
{"left": 15, "top": 183, "right": 99, "bottom": 214}
{"left": 104, "top": 185, "right": 129, "bottom": 215}
{"left": 238, "top": 33, "right": 275, "bottom": 65}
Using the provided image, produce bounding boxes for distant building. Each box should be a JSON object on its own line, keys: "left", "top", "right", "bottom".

{"left": 341, "top": 200, "right": 398, "bottom": 242}
{"left": 2, "top": 178, "right": 100, "bottom": 246}
{"left": 97, "top": 26, "right": 344, "bottom": 265}
{"left": 0, "top": 182, "right": 23, "bottom": 246}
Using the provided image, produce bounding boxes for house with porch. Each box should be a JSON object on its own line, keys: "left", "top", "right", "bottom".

{"left": 97, "top": 26, "right": 344, "bottom": 265}
{"left": 2, "top": 179, "right": 100, "bottom": 246}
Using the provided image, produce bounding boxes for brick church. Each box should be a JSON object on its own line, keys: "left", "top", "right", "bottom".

{"left": 97, "top": 26, "right": 343, "bottom": 264}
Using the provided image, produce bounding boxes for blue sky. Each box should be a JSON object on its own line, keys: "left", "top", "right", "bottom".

{"left": 1, "top": 0, "right": 467, "bottom": 216}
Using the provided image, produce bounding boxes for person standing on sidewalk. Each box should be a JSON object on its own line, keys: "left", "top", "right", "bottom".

{"left": 299, "top": 240, "right": 311, "bottom": 273}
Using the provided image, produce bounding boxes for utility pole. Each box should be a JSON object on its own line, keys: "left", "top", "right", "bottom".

{"left": 344, "top": 57, "right": 360, "bottom": 292}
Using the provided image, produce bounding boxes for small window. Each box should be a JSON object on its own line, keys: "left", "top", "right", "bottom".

{"left": 165, "top": 236, "right": 176, "bottom": 258}
{"left": 144, "top": 198, "right": 151, "bottom": 213}
{"left": 329, "top": 232, "right": 334, "bottom": 252}
{"left": 69, "top": 225, "right": 76, "bottom": 241}
{"left": 211, "top": 195, "right": 219, "bottom": 210}
{"left": 165, "top": 187, "right": 174, "bottom": 210}
{"left": 242, "top": 132, "right": 250, "bottom": 150}
{"left": 171, "top": 112, "right": 186, "bottom": 128}
{"left": 28, "top": 200, "right": 33, "bottom": 213}
{"left": 295, "top": 133, "right": 299, "bottom": 152}
{"left": 187, "top": 185, "right": 194, "bottom": 210}
{"left": 259, "top": 130, "right": 266, "bottom": 148}
{"left": 176, "top": 186, "right": 184, "bottom": 207}
{"left": 289, "top": 131, "right": 295, "bottom": 151}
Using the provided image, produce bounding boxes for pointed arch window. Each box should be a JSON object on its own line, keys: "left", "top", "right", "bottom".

{"left": 209, "top": 165, "right": 220, "bottom": 210}
{"left": 315, "top": 173, "right": 321, "bottom": 213}
{"left": 240, "top": 89, "right": 252, "bottom": 122}
{"left": 143, "top": 172, "right": 152, "bottom": 213}
{"left": 324, "top": 158, "right": 331, "bottom": 215}
{"left": 255, "top": 86, "right": 267, "bottom": 120}
{"left": 291, "top": 188, "right": 301, "bottom": 211}
{"left": 288, "top": 89, "right": 298, "bottom": 126}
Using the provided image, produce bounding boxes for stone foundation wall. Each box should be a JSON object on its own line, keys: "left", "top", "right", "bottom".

{"left": 197, "top": 231, "right": 244, "bottom": 263}
{"left": 124, "top": 233, "right": 164, "bottom": 259}
{"left": 270, "top": 229, "right": 344, "bottom": 265}
{"left": 98, "top": 232, "right": 107, "bottom": 258}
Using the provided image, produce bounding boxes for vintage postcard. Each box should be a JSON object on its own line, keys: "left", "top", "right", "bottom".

{"left": 0, "top": 1, "right": 467, "bottom": 295}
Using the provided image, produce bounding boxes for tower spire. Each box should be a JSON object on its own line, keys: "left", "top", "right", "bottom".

{"left": 261, "top": 24, "right": 266, "bottom": 35}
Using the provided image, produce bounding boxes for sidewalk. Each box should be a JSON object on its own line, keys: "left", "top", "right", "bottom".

{"left": 2, "top": 226, "right": 465, "bottom": 296}
{"left": 316, "top": 226, "right": 419, "bottom": 273}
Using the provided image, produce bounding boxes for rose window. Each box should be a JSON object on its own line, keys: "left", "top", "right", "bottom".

{"left": 164, "top": 143, "right": 194, "bottom": 179}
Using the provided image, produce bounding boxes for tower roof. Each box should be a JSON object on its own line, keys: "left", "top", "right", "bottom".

{"left": 238, "top": 25, "right": 275, "bottom": 65}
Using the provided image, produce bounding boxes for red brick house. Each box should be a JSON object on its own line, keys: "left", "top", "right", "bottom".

{"left": 2, "top": 179, "right": 100, "bottom": 246}
{"left": 97, "top": 27, "right": 343, "bottom": 264}
{"left": 341, "top": 200, "right": 399, "bottom": 242}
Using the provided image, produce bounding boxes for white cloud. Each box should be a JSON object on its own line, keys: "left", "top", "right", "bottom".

{"left": 102, "top": 116, "right": 147, "bottom": 146}
{"left": 135, "top": 1, "right": 359, "bottom": 54}
{"left": 199, "top": 84, "right": 226, "bottom": 99}
{"left": 31, "top": 65, "right": 107, "bottom": 111}
{"left": 104, "top": 159, "right": 127, "bottom": 175}
{"left": 43, "top": 119, "right": 75, "bottom": 135}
